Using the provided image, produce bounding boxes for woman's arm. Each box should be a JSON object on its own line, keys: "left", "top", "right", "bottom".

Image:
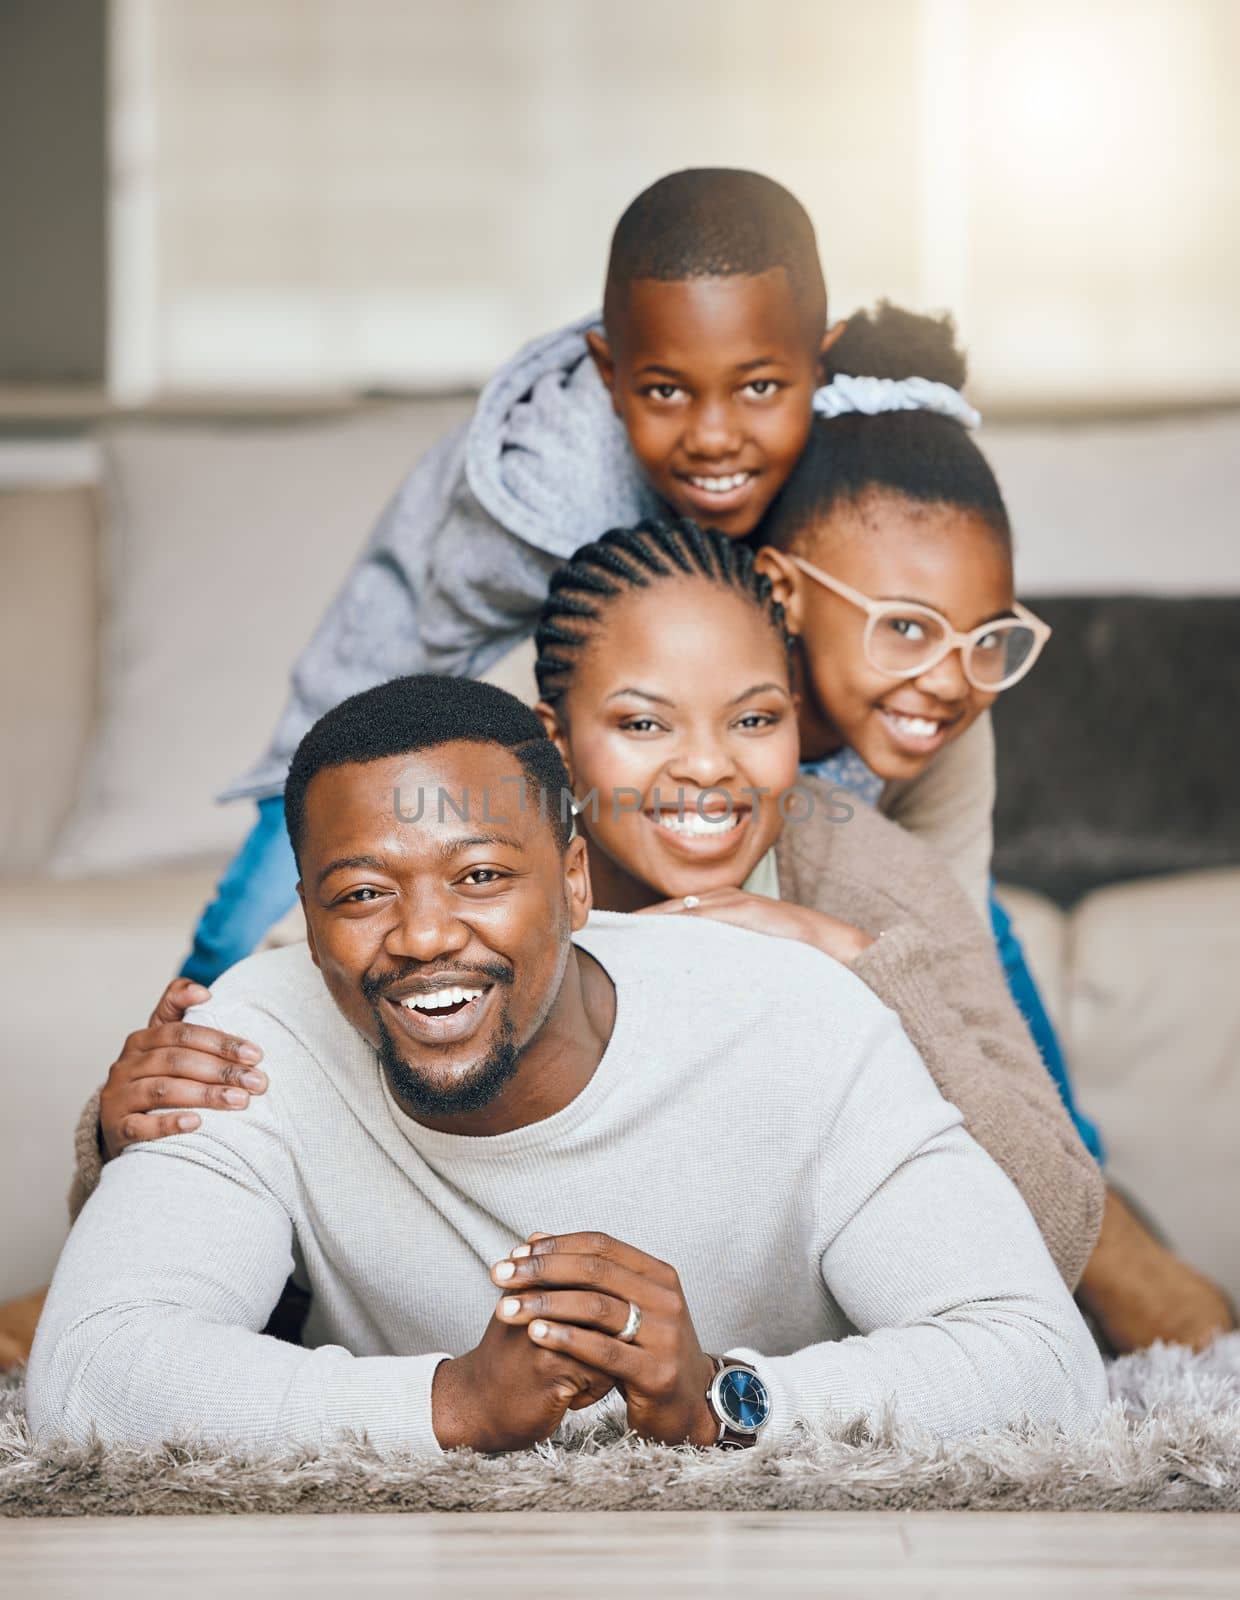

{"left": 879, "top": 710, "right": 995, "bottom": 921}
{"left": 639, "top": 869, "right": 1102, "bottom": 1287}
{"left": 67, "top": 979, "right": 268, "bottom": 1222}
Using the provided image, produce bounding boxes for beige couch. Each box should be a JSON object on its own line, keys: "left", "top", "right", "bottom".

{"left": 2, "top": 405, "right": 1238, "bottom": 1309}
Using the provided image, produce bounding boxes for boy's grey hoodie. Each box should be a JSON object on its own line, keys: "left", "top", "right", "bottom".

{"left": 222, "top": 313, "right": 661, "bottom": 803}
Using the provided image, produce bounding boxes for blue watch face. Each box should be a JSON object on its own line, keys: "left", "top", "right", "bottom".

{"left": 717, "top": 1366, "right": 770, "bottom": 1432}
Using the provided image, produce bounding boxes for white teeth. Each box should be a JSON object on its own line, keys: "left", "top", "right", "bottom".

{"left": 401, "top": 986, "right": 483, "bottom": 1013}
{"left": 654, "top": 810, "right": 740, "bottom": 836}
{"left": 887, "top": 714, "right": 941, "bottom": 739}
{"left": 688, "top": 473, "right": 751, "bottom": 493}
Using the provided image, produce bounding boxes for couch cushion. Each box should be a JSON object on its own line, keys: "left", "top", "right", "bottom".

{"left": 1063, "top": 868, "right": 1240, "bottom": 1306}
{"left": 478, "top": 631, "right": 538, "bottom": 705}
{"left": 0, "top": 864, "right": 222, "bottom": 1301}
{"left": 48, "top": 401, "right": 472, "bottom": 876}
{"left": 992, "top": 597, "right": 1240, "bottom": 905}
{"left": 0, "top": 488, "right": 97, "bottom": 873}
{"left": 984, "top": 409, "right": 1240, "bottom": 597}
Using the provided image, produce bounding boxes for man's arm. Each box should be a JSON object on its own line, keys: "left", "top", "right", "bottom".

{"left": 848, "top": 913, "right": 1104, "bottom": 1289}
{"left": 460, "top": 1011, "right": 1107, "bottom": 1450}
{"left": 735, "top": 1016, "right": 1109, "bottom": 1444}
{"left": 31, "top": 1101, "right": 449, "bottom": 1453}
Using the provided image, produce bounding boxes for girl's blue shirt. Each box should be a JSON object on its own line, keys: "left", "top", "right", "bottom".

{"left": 799, "top": 747, "right": 884, "bottom": 808}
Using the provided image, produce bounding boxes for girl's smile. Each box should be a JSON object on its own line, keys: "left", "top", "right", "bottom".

{"left": 874, "top": 703, "right": 966, "bottom": 758}
{"left": 762, "top": 490, "right": 1016, "bottom": 783}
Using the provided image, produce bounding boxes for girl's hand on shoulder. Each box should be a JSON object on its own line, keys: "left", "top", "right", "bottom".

{"left": 636, "top": 888, "right": 874, "bottom": 966}
{"left": 99, "top": 978, "right": 267, "bottom": 1161}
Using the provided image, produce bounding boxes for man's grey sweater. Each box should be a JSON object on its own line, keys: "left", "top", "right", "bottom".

{"left": 29, "top": 913, "right": 1107, "bottom": 1453}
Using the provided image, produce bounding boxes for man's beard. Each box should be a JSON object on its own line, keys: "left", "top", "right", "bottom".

{"left": 374, "top": 1005, "right": 520, "bottom": 1118}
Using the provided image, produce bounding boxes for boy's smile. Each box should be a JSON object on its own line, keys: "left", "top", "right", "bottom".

{"left": 586, "top": 272, "right": 839, "bottom": 538}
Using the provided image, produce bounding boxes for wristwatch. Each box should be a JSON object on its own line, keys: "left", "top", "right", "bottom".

{"left": 705, "top": 1355, "right": 771, "bottom": 1448}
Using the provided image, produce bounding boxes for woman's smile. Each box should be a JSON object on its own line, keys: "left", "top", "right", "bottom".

{"left": 539, "top": 579, "right": 800, "bottom": 911}
{"left": 643, "top": 799, "right": 754, "bottom": 864}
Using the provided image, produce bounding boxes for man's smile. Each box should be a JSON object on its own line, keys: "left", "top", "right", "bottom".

{"left": 372, "top": 964, "right": 511, "bottom": 1049}
{"left": 400, "top": 984, "right": 485, "bottom": 1014}
{"left": 382, "top": 979, "right": 499, "bottom": 1046}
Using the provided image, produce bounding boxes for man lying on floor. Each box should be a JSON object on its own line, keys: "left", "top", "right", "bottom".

{"left": 28, "top": 676, "right": 1108, "bottom": 1455}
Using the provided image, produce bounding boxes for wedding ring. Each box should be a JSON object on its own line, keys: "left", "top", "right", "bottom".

{"left": 682, "top": 895, "right": 700, "bottom": 910}
{"left": 617, "top": 1300, "right": 643, "bottom": 1343}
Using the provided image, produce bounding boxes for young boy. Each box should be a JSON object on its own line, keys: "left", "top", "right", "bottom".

{"left": 187, "top": 166, "right": 992, "bottom": 982}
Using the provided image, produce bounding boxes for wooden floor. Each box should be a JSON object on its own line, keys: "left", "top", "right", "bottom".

{"left": 3, "top": 1511, "right": 1239, "bottom": 1599}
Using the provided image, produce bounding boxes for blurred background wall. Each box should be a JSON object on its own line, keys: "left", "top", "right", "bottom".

{"left": 3, "top": 0, "right": 1238, "bottom": 406}
{"left": 0, "top": 1, "right": 107, "bottom": 383}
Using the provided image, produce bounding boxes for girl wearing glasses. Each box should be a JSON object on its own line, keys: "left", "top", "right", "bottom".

{"left": 755, "top": 303, "right": 1045, "bottom": 910}
{"left": 749, "top": 304, "right": 1233, "bottom": 1352}
{"left": 753, "top": 307, "right": 1066, "bottom": 1113}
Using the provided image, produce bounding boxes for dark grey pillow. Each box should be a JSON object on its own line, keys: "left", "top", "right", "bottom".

{"left": 992, "top": 597, "right": 1240, "bottom": 905}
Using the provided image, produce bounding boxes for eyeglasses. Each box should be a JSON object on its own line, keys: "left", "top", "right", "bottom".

{"left": 789, "top": 555, "right": 1051, "bottom": 692}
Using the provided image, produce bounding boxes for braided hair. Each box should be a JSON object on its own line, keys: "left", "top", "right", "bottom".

{"left": 535, "top": 518, "right": 791, "bottom": 709}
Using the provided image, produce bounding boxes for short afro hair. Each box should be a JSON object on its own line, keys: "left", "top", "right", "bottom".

{"left": 603, "top": 168, "right": 826, "bottom": 337}
{"left": 283, "top": 674, "right": 573, "bottom": 868}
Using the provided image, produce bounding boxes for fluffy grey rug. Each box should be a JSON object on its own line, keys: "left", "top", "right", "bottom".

{"left": 4, "top": 1337, "right": 1239, "bottom": 1517}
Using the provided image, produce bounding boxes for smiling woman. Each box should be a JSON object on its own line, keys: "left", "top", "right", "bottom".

{"left": 535, "top": 520, "right": 799, "bottom": 910}
{"left": 530, "top": 518, "right": 1104, "bottom": 1285}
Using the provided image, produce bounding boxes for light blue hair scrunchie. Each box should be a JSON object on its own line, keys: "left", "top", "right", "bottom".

{"left": 813, "top": 373, "right": 982, "bottom": 430}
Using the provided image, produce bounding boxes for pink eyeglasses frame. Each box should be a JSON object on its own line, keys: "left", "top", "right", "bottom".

{"left": 789, "top": 553, "right": 1052, "bottom": 692}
